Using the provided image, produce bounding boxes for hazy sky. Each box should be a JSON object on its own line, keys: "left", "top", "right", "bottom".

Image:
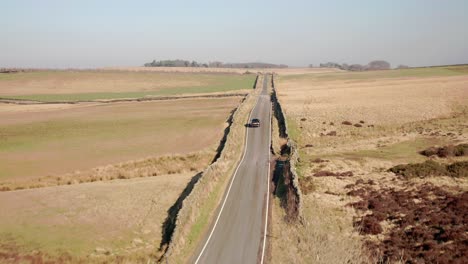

{"left": 2, "top": 0, "right": 468, "bottom": 68}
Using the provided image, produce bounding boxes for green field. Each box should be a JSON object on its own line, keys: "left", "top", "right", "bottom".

{"left": 282, "top": 65, "right": 468, "bottom": 82}
{"left": 0, "top": 71, "right": 256, "bottom": 102}
{"left": 0, "top": 97, "right": 241, "bottom": 182}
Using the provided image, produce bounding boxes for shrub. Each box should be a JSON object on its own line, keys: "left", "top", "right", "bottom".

{"left": 388, "top": 160, "right": 447, "bottom": 178}
{"left": 348, "top": 185, "right": 468, "bottom": 263}
{"left": 313, "top": 171, "right": 353, "bottom": 177}
{"left": 356, "top": 215, "right": 383, "bottom": 235}
{"left": 446, "top": 161, "right": 468, "bottom": 178}
{"left": 419, "top": 146, "right": 439, "bottom": 157}
{"left": 420, "top": 143, "right": 468, "bottom": 158}
{"left": 437, "top": 145, "right": 455, "bottom": 158}
{"left": 389, "top": 160, "right": 468, "bottom": 179}
{"left": 454, "top": 144, "right": 468, "bottom": 156}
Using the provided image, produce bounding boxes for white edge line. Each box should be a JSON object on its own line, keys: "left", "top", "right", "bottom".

{"left": 194, "top": 76, "right": 263, "bottom": 264}
{"left": 260, "top": 76, "right": 271, "bottom": 264}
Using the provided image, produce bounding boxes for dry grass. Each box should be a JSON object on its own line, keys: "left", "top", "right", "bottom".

{"left": 0, "top": 97, "right": 240, "bottom": 184}
{"left": 278, "top": 75, "right": 467, "bottom": 126}
{"left": 270, "top": 196, "right": 364, "bottom": 264}
{"left": 0, "top": 72, "right": 254, "bottom": 263}
{"left": 272, "top": 67, "right": 468, "bottom": 263}
{"left": 163, "top": 76, "right": 263, "bottom": 263}
{"left": 0, "top": 173, "right": 195, "bottom": 262}
{"left": 0, "top": 150, "right": 214, "bottom": 191}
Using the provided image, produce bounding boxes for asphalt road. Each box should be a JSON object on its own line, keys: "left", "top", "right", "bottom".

{"left": 192, "top": 75, "right": 271, "bottom": 264}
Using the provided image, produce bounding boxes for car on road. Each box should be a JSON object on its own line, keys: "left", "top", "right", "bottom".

{"left": 251, "top": 118, "right": 260, "bottom": 127}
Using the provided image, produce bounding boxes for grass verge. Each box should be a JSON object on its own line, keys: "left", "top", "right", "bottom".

{"left": 161, "top": 76, "right": 263, "bottom": 263}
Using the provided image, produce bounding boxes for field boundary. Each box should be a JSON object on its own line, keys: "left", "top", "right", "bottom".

{"left": 271, "top": 74, "right": 303, "bottom": 222}
{"left": 159, "top": 75, "right": 263, "bottom": 263}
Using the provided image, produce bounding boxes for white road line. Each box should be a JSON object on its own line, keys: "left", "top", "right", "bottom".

{"left": 194, "top": 78, "right": 263, "bottom": 264}
{"left": 260, "top": 79, "right": 272, "bottom": 264}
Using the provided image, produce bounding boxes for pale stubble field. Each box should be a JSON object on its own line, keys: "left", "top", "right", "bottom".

{"left": 271, "top": 66, "right": 468, "bottom": 263}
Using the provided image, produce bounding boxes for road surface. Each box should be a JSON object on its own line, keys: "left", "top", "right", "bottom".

{"left": 192, "top": 75, "right": 272, "bottom": 264}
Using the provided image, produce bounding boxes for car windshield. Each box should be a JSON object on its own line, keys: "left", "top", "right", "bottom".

{"left": 252, "top": 119, "right": 260, "bottom": 122}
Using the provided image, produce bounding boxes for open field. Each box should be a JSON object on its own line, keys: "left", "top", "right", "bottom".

{"left": 0, "top": 173, "right": 194, "bottom": 262}
{"left": 0, "top": 70, "right": 251, "bottom": 262}
{"left": 0, "top": 70, "right": 256, "bottom": 102}
{"left": 0, "top": 97, "right": 241, "bottom": 188}
{"left": 281, "top": 65, "right": 468, "bottom": 82}
{"left": 272, "top": 66, "right": 468, "bottom": 263}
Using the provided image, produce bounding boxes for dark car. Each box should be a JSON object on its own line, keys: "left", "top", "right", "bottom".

{"left": 251, "top": 118, "right": 260, "bottom": 127}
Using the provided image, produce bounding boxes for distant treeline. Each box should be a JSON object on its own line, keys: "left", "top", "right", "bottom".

{"left": 143, "top": 60, "right": 288, "bottom": 69}
{"left": 316, "top": 60, "right": 407, "bottom": 71}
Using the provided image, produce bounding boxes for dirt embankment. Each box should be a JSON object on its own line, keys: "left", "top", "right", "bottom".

{"left": 158, "top": 75, "right": 263, "bottom": 263}
{"left": 271, "top": 75, "right": 303, "bottom": 222}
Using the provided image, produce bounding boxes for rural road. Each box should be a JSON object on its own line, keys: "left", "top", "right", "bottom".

{"left": 192, "top": 75, "right": 272, "bottom": 264}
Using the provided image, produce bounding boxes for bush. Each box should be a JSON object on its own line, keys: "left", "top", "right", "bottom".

{"left": 454, "top": 144, "right": 468, "bottom": 156}
{"left": 388, "top": 160, "right": 447, "bottom": 178}
{"left": 348, "top": 184, "right": 468, "bottom": 263}
{"left": 420, "top": 144, "right": 468, "bottom": 158}
{"left": 389, "top": 160, "right": 468, "bottom": 178}
{"left": 356, "top": 215, "right": 383, "bottom": 235}
{"left": 446, "top": 161, "right": 468, "bottom": 178}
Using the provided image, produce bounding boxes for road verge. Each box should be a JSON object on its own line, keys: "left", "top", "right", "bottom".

{"left": 159, "top": 75, "right": 264, "bottom": 263}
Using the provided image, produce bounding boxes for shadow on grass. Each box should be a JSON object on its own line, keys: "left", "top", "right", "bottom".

{"left": 158, "top": 94, "right": 247, "bottom": 255}
{"left": 211, "top": 96, "right": 246, "bottom": 163}
{"left": 272, "top": 159, "right": 287, "bottom": 206}
{"left": 159, "top": 171, "right": 203, "bottom": 251}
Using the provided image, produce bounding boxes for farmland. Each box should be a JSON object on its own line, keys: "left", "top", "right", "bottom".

{"left": 0, "top": 173, "right": 194, "bottom": 262}
{"left": 0, "top": 70, "right": 253, "bottom": 262}
{"left": 0, "top": 70, "right": 255, "bottom": 102}
{"left": 271, "top": 66, "right": 468, "bottom": 263}
{"left": 0, "top": 97, "right": 242, "bottom": 188}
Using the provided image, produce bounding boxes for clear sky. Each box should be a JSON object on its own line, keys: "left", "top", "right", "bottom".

{"left": 1, "top": 0, "right": 468, "bottom": 68}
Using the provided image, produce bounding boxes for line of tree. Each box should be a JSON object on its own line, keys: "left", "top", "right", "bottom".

{"left": 318, "top": 60, "right": 394, "bottom": 71}
{"left": 144, "top": 59, "right": 208, "bottom": 68}
{"left": 143, "top": 60, "right": 288, "bottom": 69}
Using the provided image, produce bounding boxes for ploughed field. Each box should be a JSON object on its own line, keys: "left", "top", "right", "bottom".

{"left": 0, "top": 70, "right": 253, "bottom": 262}
{"left": 271, "top": 66, "right": 468, "bottom": 263}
